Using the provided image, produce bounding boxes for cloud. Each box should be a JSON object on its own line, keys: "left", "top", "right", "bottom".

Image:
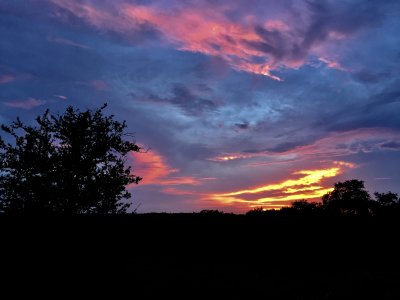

{"left": 48, "top": 36, "right": 90, "bottom": 49}
{"left": 289, "top": 128, "right": 400, "bottom": 157}
{"left": 3, "top": 98, "right": 46, "bottom": 109}
{"left": 161, "top": 187, "right": 197, "bottom": 196}
{"left": 144, "top": 84, "right": 218, "bottom": 116}
{"left": 130, "top": 150, "right": 200, "bottom": 186}
{"left": 380, "top": 141, "right": 400, "bottom": 150}
{"left": 234, "top": 121, "right": 250, "bottom": 131}
{"left": 88, "top": 80, "right": 109, "bottom": 91}
{"left": 54, "top": 94, "right": 68, "bottom": 100}
{"left": 0, "top": 74, "right": 16, "bottom": 84}
{"left": 46, "top": 0, "right": 396, "bottom": 79}
{"left": 209, "top": 161, "right": 355, "bottom": 209}
{"left": 207, "top": 129, "right": 400, "bottom": 169}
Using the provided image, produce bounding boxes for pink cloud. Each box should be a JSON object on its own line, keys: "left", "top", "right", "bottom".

{"left": 0, "top": 74, "right": 16, "bottom": 84}
{"left": 209, "top": 128, "right": 400, "bottom": 165}
{"left": 76, "top": 80, "right": 110, "bottom": 91}
{"left": 49, "top": 0, "right": 354, "bottom": 79}
{"left": 284, "top": 128, "right": 400, "bottom": 158}
{"left": 318, "top": 57, "right": 348, "bottom": 71}
{"left": 161, "top": 187, "right": 196, "bottom": 196}
{"left": 89, "top": 80, "right": 109, "bottom": 91}
{"left": 3, "top": 98, "right": 46, "bottom": 109}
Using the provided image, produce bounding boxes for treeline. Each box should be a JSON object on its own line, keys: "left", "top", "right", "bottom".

{"left": 246, "top": 179, "right": 400, "bottom": 218}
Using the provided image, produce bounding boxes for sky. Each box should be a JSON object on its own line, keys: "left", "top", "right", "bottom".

{"left": 1, "top": 0, "right": 400, "bottom": 213}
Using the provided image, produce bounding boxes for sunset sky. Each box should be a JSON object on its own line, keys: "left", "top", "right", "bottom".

{"left": 1, "top": 0, "right": 399, "bottom": 213}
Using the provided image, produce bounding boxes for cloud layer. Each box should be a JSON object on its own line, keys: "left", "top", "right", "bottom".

{"left": 1, "top": 0, "right": 400, "bottom": 212}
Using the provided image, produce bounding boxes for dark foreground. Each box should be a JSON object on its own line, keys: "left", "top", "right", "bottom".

{"left": 1, "top": 214, "right": 400, "bottom": 298}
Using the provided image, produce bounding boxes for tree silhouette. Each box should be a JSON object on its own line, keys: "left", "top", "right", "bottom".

{"left": 0, "top": 104, "right": 142, "bottom": 214}
{"left": 290, "top": 200, "right": 320, "bottom": 211}
{"left": 374, "top": 191, "right": 399, "bottom": 207}
{"left": 322, "top": 179, "right": 372, "bottom": 216}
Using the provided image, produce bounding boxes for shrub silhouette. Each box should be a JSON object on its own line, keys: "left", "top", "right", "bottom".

{"left": 0, "top": 104, "right": 142, "bottom": 214}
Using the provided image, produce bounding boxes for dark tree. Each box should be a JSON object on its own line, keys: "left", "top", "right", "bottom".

{"left": 290, "top": 200, "right": 320, "bottom": 211}
{"left": 322, "top": 179, "right": 372, "bottom": 216}
{"left": 0, "top": 104, "right": 142, "bottom": 214}
{"left": 374, "top": 191, "right": 399, "bottom": 207}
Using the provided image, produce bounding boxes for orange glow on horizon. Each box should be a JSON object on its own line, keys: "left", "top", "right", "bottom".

{"left": 208, "top": 165, "right": 348, "bottom": 209}
{"left": 220, "top": 168, "right": 340, "bottom": 196}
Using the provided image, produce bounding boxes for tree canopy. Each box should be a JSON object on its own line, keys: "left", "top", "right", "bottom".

{"left": 0, "top": 104, "right": 142, "bottom": 214}
{"left": 322, "top": 179, "right": 372, "bottom": 215}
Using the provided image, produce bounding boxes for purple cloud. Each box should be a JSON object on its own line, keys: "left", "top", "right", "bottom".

{"left": 3, "top": 98, "right": 46, "bottom": 110}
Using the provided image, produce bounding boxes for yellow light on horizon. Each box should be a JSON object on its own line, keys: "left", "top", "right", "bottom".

{"left": 220, "top": 168, "right": 340, "bottom": 197}
{"left": 208, "top": 167, "right": 341, "bottom": 208}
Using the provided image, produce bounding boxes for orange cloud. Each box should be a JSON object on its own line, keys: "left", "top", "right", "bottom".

{"left": 208, "top": 162, "right": 353, "bottom": 209}
{"left": 130, "top": 150, "right": 199, "bottom": 186}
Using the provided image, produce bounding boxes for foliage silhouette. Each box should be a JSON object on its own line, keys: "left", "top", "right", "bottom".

{"left": 289, "top": 200, "right": 321, "bottom": 211}
{"left": 245, "top": 179, "right": 399, "bottom": 219}
{"left": 372, "top": 191, "right": 400, "bottom": 217}
{"left": 374, "top": 191, "right": 399, "bottom": 207}
{"left": 0, "top": 104, "right": 142, "bottom": 214}
{"left": 322, "top": 179, "right": 372, "bottom": 216}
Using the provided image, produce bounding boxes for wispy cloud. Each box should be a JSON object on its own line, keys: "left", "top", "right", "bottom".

{"left": 53, "top": 94, "right": 68, "bottom": 100}
{"left": 0, "top": 74, "right": 16, "bottom": 84}
{"left": 3, "top": 98, "right": 46, "bottom": 109}
{"left": 48, "top": 36, "right": 90, "bottom": 49}
{"left": 209, "top": 128, "right": 400, "bottom": 163}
